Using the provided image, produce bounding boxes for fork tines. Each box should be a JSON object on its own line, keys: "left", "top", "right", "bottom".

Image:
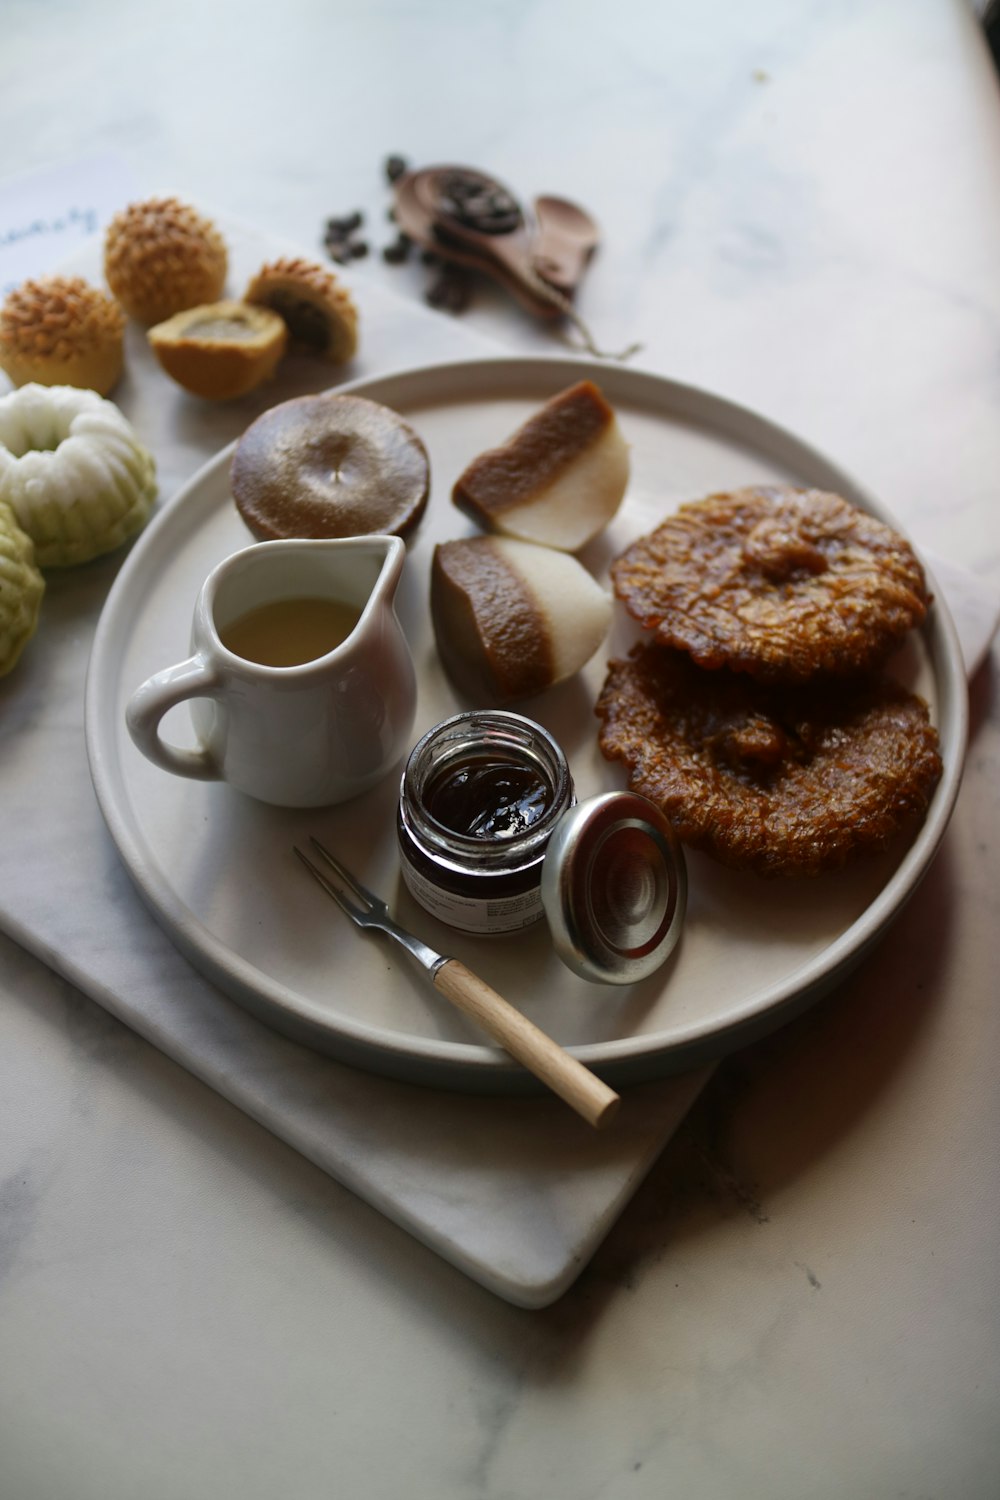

{"left": 308, "top": 836, "right": 380, "bottom": 910}
{"left": 292, "top": 843, "right": 366, "bottom": 922}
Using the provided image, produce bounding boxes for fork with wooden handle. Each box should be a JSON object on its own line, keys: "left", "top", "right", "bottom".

{"left": 294, "top": 837, "right": 620, "bottom": 1130}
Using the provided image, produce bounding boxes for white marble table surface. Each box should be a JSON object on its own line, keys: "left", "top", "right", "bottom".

{"left": 2, "top": 2, "right": 999, "bottom": 1496}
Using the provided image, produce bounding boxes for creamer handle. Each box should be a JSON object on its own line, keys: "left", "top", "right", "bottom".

{"left": 125, "top": 656, "right": 222, "bottom": 780}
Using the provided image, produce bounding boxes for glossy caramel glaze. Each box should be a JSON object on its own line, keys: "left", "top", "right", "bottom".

{"left": 596, "top": 643, "right": 942, "bottom": 877}
{"left": 611, "top": 485, "right": 929, "bottom": 683}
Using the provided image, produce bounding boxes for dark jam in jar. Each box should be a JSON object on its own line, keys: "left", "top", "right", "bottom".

{"left": 397, "top": 711, "right": 574, "bottom": 935}
{"left": 424, "top": 755, "right": 552, "bottom": 840}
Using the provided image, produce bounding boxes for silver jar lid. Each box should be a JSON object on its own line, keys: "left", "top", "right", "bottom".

{"left": 540, "top": 791, "right": 687, "bottom": 985}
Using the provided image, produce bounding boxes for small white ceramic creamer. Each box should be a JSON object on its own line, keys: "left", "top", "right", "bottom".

{"left": 125, "top": 535, "right": 416, "bottom": 807}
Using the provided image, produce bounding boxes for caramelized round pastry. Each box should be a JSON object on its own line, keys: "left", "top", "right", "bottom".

{"left": 104, "top": 197, "right": 227, "bottom": 325}
{"left": 244, "top": 257, "right": 358, "bottom": 363}
{"left": 595, "top": 643, "right": 943, "bottom": 877}
{"left": 611, "top": 486, "right": 929, "bottom": 683}
{"left": 230, "top": 392, "right": 429, "bottom": 541}
{"left": 431, "top": 535, "right": 612, "bottom": 704}
{"left": 451, "top": 380, "right": 630, "bottom": 552}
{"left": 148, "top": 301, "right": 287, "bottom": 399}
{"left": 0, "top": 275, "right": 125, "bottom": 395}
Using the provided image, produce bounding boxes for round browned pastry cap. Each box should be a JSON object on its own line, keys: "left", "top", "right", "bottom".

{"left": 541, "top": 791, "right": 687, "bottom": 984}
{"left": 612, "top": 485, "right": 930, "bottom": 683}
{"left": 231, "top": 392, "right": 430, "bottom": 541}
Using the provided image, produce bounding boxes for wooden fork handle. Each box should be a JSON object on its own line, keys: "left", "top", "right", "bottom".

{"left": 432, "top": 959, "right": 620, "bottom": 1130}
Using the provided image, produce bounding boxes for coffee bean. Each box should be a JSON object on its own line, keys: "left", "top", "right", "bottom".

{"left": 384, "top": 155, "right": 408, "bottom": 184}
{"left": 382, "top": 237, "right": 411, "bottom": 265}
{"left": 326, "top": 210, "right": 363, "bottom": 237}
{"left": 426, "top": 269, "right": 472, "bottom": 313}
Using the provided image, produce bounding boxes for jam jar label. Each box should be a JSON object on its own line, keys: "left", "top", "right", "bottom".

{"left": 400, "top": 859, "right": 544, "bottom": 935}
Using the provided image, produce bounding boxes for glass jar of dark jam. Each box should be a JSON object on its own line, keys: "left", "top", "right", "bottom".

{"left": 397, "top": 710, "right": 574, "bottom": 935}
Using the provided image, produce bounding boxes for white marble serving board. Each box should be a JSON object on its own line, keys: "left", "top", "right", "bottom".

{"left": 1, "top": 215, "right": 996, "bottom": 1309}
{"left": 0, "top": 215, "right": 721, "bottom": 1308}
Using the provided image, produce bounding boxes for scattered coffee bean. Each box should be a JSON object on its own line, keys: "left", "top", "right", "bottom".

{"left": 325, "top": 211, "right": 363, "bottom": 238}
{"left": 320, "top": 164, "right": 490, "bottom": 323}
{"left": 383, "top": 235, "right": 412, "bottom": 265}
{"left": 322, "top": 207, "right": 369, "bottom": 265}
{"left": 426, "top": 268, "right": 472, "bottom": 313}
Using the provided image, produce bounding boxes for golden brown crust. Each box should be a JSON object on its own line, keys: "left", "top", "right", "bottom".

{"left": 0, "top": 276, "right": 125, "bottom": 395}
{"left": 148, "top": 301, "right": 287, "bottom": 399}
{"left": 452, "top": 380, "right": 615, "bottom": 520}
{"left": 611, "top": 485, "right": 929, "bottom": 683}
{"left": 431, "top": 539, "right": 553, "bottom": 703}
{"left": 230, "top": 392, "right": 429, "bottom": 541}
{"left": 104, "top": 197, "right": 227, "bottom": 324}
{"left": 244, "top": 257, "right": 358, "bottom": 363}
{"left": 596, "top": 643, "right": 942, "bottom": 877}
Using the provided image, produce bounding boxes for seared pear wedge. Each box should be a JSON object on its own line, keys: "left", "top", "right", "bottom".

{"left": 451, "top": 380, "right": 629, "bottom": 552}
{"left": 432, "top": 534, "right": 612, "bottom": 704}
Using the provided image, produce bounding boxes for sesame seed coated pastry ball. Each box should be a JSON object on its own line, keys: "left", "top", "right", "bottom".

{"left": 104, "top": 197, "right": 227, "bottom": 325}
{"left": 611, "top": 485, "right": 930, "bottom": 683}
{"left": 0, "top": 276, "right": 125, "bottom": 396}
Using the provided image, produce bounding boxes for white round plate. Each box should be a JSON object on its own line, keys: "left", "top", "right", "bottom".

{"left": 85, "top": 356, "right": 968, "bottom": 1090}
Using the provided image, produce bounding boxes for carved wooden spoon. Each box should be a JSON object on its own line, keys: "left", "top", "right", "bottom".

{"left": 530, "top": 195, "right": 600, "bottom": 298}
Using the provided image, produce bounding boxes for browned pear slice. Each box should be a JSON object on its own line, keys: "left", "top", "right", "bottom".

{"left": 451, "top": 380, "right": 629, "bottom": 552}
{"left": 432, "top": 534, "right": 612, "bottom": 704}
